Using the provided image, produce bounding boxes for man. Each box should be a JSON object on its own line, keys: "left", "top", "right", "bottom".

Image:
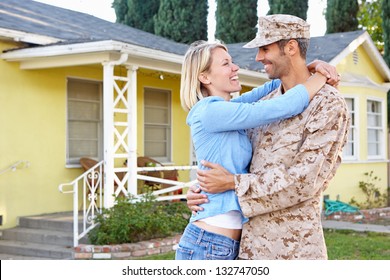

{"left": 187, "top": 14, "right": 350, "bottom": 260}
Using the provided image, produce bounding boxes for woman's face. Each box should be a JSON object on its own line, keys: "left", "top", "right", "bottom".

{"left": 201, "top": 47, "right": 241, "bottom": 100}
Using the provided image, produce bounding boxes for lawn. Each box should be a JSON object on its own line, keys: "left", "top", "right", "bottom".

{"left": 136, "top": 229, "right": 390, "bottom": 260}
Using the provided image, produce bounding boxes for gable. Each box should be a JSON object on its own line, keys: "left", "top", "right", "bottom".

{"left": 339, "top": 45, "right": 385, "bottom": 85}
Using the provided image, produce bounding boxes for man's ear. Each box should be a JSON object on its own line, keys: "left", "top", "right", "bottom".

{"left": 286, "top": 39, "right": 299, "bottom": 56}
{"left": 198, "top": 72, "right": 211, "bottom": 85}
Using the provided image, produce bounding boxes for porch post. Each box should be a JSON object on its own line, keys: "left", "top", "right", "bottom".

{"left": 127, "top": 65, "right": 138, "bottom": 195}
{"left": 102, "top": 62, "right": 115, "bottom": 208}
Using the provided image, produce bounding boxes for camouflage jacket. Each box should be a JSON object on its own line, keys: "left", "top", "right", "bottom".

{"left": 235, "top": 84, "right": 350, "bottom": 260}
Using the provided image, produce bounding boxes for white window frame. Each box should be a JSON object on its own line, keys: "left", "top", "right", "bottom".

{"left": 366, "top": 97, "right": 386, "bottom": 160}
{"left": 343, "top": 96, "right": 359, "bottom": 161}
{"left": 66, "top": 78, "right": 103, "bottom": 166}
{"left": 143, "top": 87, "right": 172, "bottom": 163}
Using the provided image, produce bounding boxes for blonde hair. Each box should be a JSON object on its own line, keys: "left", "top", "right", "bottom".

{"left": 180, "top": 40, "right": 228, "bottom": 112}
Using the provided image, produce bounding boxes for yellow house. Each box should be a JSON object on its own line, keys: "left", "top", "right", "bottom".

{"left": 1, "top": 0, "right": 389, "bottom": 235}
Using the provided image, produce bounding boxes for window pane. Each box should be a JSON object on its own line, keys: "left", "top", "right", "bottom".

{"left": 69, "top": 140, "right": 98, "bottom": 158}
{"left": 367, "top": 129, "right": 379, "bottom": 142}
{"left": 145, "top": 90, "right": 169, "bottom": 107}
{"left": 145, "top": 142, "right": 166, "bottom": 157}
{"left": 68, "top": 101, "right": 100, "bottom": 120}
{"left": 144, "top": 107, "right": 169, "bottom": 124}
{"left": 368, "top": 143, "right": 379, "bottom": 155}
{"left": 145, "top": 127, "right": 167, "bottom": 141}
{"left": 69, "top": 122, "right": 98, "bottom": 139}
{"left": 343, "top": 142, "right": 353, "bottom": 156}
{"left": 68, "top": 81, "right": 100, "bottom": 101}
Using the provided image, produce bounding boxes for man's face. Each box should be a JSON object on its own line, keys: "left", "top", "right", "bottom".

{"left": 255, "top": 42, "right": 290, "bottom": 80}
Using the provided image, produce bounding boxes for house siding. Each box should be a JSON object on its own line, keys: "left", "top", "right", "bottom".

{"left": 0, "top": 42, "right": 193, "bottom": 228}
{"left": 324, "top": 45, "right": 388, "bottom": 204}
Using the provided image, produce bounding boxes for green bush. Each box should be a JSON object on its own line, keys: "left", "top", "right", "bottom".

{"left": 349, "top": 171, "right": 387, "bottom": 209}
{"left": 88, "top": 191, "right": 190, "bottom": 245}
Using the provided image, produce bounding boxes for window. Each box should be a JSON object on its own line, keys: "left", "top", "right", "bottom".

{"left": 67, "top": 79, "right": 103, "bottom": 165}
{"left": 343, "top": 97, "right": 357, "bottom": 159}
{"left": 144, "top": 88, "right": 171, "bottom": 163}
{"left": 367, "top": 99, "right": 384, "bottom": 158}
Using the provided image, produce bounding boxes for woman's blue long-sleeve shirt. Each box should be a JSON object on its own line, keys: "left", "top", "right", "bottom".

{"left": 187, "top": 80, "right": 309, "bottom": 224}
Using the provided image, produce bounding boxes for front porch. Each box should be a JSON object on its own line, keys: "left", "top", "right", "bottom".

{"left": 58, "top": 158, "right": 197, "bottom": 247}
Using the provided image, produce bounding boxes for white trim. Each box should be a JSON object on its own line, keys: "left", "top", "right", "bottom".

{"left": 1, "top": 41, "right": 183, "bottom": 73}
{"left": 102, "top": 62, "right": 115, "bottom": 208}
{"left": 127, "top": 65, "right": 138, "bottom": 196}
{"left": 366, "top": 96, "right": 386, "bottom": 160}
{"left": 343, "top": 95, "right": 360, "bottom": 161}
{"left": 340, "top": 73, "right": 390, "bottom": 92}
{"left": 342, "top": 159, "right": 389, "bottom": 164}
{"left": 0, "top": 27, "right": 61, "bottom": 45}
{"left": 0, "top": 40, "right": 182, "bottom": 63}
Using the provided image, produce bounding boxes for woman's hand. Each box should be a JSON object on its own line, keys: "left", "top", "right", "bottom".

{"left": 186, "top": 185, "right": 208, "bottom": 215}
{"left": 308, "top": 60, "right": 340, "bottom": 88}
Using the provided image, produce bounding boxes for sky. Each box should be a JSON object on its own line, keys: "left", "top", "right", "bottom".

{"left": 34, "top": 0, "right": 327, "bottom": 38}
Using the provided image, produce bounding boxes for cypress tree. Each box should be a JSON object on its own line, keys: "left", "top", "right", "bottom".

{"left": 112, "top": 0, "right": 128, "bottom": 24}
{"left": 154, "top": 0, "right": 208, "bottom": 44}
{"left": 112, "top": 0, "right": 160, "bottom": 34}
{"left": 326, "top": 0, "right": 359, "bottom": 34}
{"left": 267, "top": 0, "right": 308, "bottom": 20}
{"left": 383, "top": 0, "right": 390, "bottom": 67}
{"left": 215, "top": 0, "right": 258, "bottom": 44}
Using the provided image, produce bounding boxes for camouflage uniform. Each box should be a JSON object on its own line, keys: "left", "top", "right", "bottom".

{"left": 235, "top": 85, "right": 350, "bottom": 259}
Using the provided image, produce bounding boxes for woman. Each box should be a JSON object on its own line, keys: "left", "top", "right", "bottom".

{"left": 176, "top": 40, "right": 336, "bottom": 260}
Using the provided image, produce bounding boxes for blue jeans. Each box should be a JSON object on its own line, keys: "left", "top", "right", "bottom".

{"left": 175, "top": 223, "right": 240, "bottom": 260}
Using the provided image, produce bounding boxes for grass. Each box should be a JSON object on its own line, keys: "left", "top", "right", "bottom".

{"left": 135, "top": 229, "right": 390, "bottom": 260}
{"left": 324, "top": 229, "right": 390, "bottom": 260}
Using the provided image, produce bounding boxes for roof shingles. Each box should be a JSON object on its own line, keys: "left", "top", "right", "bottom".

{"left": 0, "top": 0, "right": 365, "bottom": 72}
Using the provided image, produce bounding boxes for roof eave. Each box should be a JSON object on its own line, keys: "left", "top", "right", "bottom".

{"left": 0, "top": 27, "right": 61, "bottom": 45}
{"left": 0, "top": 40, "right": 185, "bottom": 73}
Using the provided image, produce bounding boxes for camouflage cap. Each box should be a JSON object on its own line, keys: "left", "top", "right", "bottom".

{"left": 243, "top": 14, "right": 310, "bottom": 48}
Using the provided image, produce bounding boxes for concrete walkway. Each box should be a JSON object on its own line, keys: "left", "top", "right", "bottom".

{"left": 322, "top": 220, "right": 390, "bottom": 234}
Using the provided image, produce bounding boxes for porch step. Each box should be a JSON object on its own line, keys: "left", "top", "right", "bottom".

{"left": 0, "top": 240, "right": 73, "bottom": 259}
{"left": 0, "top": 212, "right": 88, "bottom": 260}
{"left": 0, "top": 253, "right": 51, "bottom": 260}
{"left": 19, "top": 212, "right": 76, "bottom": 231}
{"left": 1, "top": 227, "right": 73, "bottom": 246}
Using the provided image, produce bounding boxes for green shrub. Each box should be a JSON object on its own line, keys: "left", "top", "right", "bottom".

{"left": 88, "top": 191, "right": 190, "bottom": 245}
{"left": 349, "top": 171, "right": 388, "bottom": 209}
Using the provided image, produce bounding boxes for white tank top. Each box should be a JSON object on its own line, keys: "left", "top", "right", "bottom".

{"left": 200, "top": 210, "right": 242, "bottom": 229}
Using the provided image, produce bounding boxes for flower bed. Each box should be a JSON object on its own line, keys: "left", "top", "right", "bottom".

{"left": 323, "top": 207, "right": 390, "bottom": 224}
{"left": 74, "top": 234, "right": 181, "bottom": 260}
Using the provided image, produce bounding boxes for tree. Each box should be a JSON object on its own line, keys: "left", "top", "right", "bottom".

{"left": 154, "top": 0, "right": 208, "bottom": 44}
{"left": 383, "top": 0, "right": 390, "bottom": 67}
{"left": 215, "top": 0, "right": 258, "bottom": 44}
{"left": 112, "top": 0, "right": 160, "bottom": 34}
{"left": 112, "top": 0, "right": 128, "bottom": 23}
{"left": 267, "top": 0, "right": 308, "bottom": 20}
{"left": 358, "top": 0, "right": 384, "bottom": 53}
{"left": 326, "top": 0, "right": 359, "bottom": 33}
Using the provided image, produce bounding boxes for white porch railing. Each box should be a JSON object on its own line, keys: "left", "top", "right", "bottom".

{"left": 59, "top": 161, "right": 197, "bottom": 247}
{"left": 58, "top": 161, "right": 104, "bottom": 247}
